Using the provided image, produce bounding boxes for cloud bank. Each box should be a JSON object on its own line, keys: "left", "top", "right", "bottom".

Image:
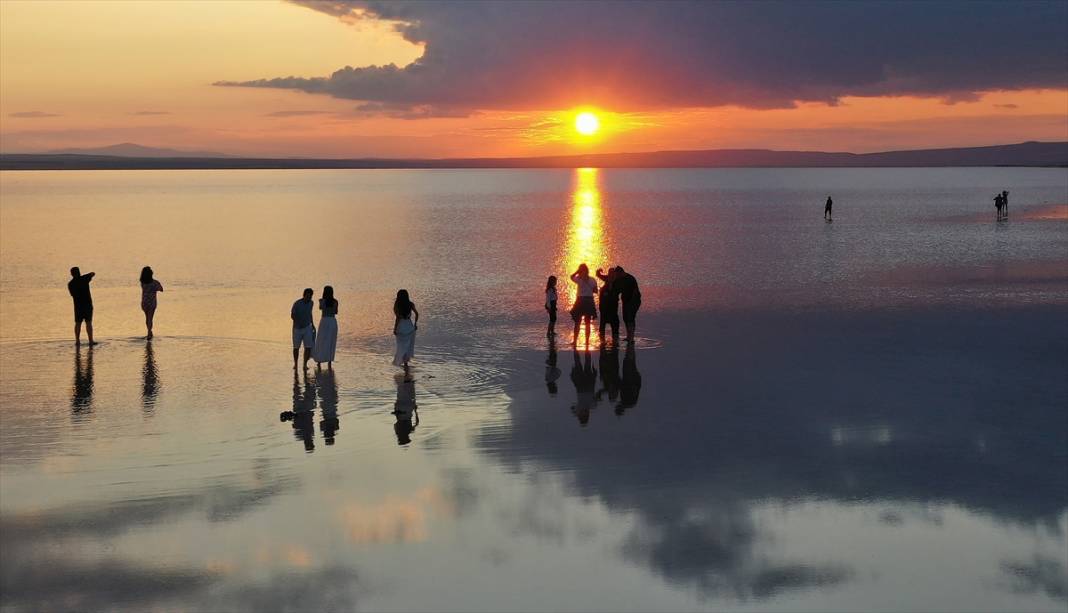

{"left": 9, "top": 111, "right": 62, "bottom": 118}
{"left": 215, "top": 1, "right": 1068, "bottom": 116}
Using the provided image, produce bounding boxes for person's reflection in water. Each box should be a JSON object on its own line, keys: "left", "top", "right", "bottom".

{"left": 570, "top": 349, "right": 598, "bottom": 426}
{"left": 141, "top": 340, "right": 160, "bottom": 412}
{"left": 317, "top": 367, "right": 339, "bottom": 445}
{"left": 280, "top": 370, "right": 317, "bottom": 452}
{"left": 71, "top": 345, "right": 94, "bottom": 415}
{"left": 616, "top": 342, "right": 642, "bottom": 416}
{"left": 392, "top": 372, "right": 419, "bottom": 445}
{"left": 596, "top": 345, "right": 620, "bottom": 406}
{"left": 545, "top": 336, "right": 562, "bottom": 396}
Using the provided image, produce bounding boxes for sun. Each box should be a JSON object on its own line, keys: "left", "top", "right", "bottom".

{"left": 575, "top": 111, "right": 600, "bottom": 135}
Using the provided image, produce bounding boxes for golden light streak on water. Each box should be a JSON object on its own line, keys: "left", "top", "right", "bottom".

{"left": 558, "top": 168, "right": 611, "bottom": 345}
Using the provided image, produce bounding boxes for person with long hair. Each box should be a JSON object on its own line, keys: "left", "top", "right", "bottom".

{"left": 392, "top": 289, "right": 419, "bottom": 369}
{"left": 569, "top": 263, "right": 598, "bottom": 346}
{"left": 312, "top": 285, "right": 338, "bottom": 368}
{"left": 545, "top": 275, "right": 558, "bottom": 337}
{"left": 139, "top": 266, "right": 163, "bottom": 339}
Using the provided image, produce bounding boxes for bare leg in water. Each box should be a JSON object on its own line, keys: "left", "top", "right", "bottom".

{"left": 144, "top": 308, "right": 155, "bottom": 340}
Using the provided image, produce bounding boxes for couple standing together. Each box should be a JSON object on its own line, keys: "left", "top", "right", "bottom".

{"left": 547, "top": 264, "right": 641, "bottom": 345}
{"left": 290, "top": 287, "right": 419, "bottom": 370}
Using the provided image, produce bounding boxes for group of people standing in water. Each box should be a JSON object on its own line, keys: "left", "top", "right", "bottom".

{"left": 291, "top": 287, "right": 419, "bottom": 370}
{"left": 546, "top": 263, "right": 641, "bottom": 345}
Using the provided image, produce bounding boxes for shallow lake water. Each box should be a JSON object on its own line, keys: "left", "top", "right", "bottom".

{"left": 1, "top": 168, "right": 1066, "bottom": 611}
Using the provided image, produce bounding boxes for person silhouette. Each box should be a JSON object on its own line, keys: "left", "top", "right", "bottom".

{"left": 569, "top": 264, "right": 598, "bottom": 347}
{"left": 317, "top": 367, "right": 339, "bottom": 445}
{"left": 596, "top": 267, "right": 620, "bottom": 343}
{"left": 1001, "top": 190, "right": 1009, "bottom": 219}
{"left": 71, "top": 345, "right": 94, "bottom": 415}
{"left": 392, "top": 372, "right": 419, "bottom": 445}
{"left": 312, "top": 286, "right": 338, "bottom": 368}
{"left": 67, "top": 267, "right": 96, "bottom": 345}
{"left": 139, "top": 266, "right": 164, "bottom": 339}
{"left": 545, "top": 275, "right": 558, "bottom": 337}
{"left": 545, "top": 335, "right": 562, "bottom": 395}
{"left": 616, "top": 342, "right": 643, "bottom": 416}
{"left": 613, "top": 266, "right": 642, "bottom": 342}
{"left": 291, "top": 288, "right": 315, "bottom": 369}
{"left": 824, "top": 196, "right": 833, "bottom": 221}
{"left": 393, "top": 289, "right": 419, "bottom": 370}
{"left": 142, "top": 340, "right": 159, "bottom": 412}
{"left": 994, "top": 192, "right": 1004, "bottom": 220}
{"left": 570, "top": 348, "right": 598, "bottom": 426}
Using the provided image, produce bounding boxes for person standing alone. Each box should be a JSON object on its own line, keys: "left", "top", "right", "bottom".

{"left": 139, "top": 266, "right": 164, "bottom": 339}
{"left": 68, "top": 267, "right": 96, "bottom": 345}
{"left": 291, "top": 288, "right": 315, "bottom": 369}
{"left": 824, "top": 196, "right": 833, "bottom": 221}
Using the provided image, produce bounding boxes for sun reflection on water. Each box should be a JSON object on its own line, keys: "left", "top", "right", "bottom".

{"left": 558, "top": 168, "right": 611, "bottom": 345}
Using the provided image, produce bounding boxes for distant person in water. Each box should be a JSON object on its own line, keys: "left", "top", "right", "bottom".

{"left": 613, "top": 266, "right": 642, "bottom": 342}
{"left": 545, "top": 275, "right": 558, "bottom": 336}
{"left": 291, "top": 288, "right": 315, "bottom": 369}
{"left": 1001, "top": 190, "right": 1009, "bottom": 219}
{"left": 393, "top": 289, "right": 419, "bottom": 370}
{"left": 994, "top": 192, "right": 1004, "bottom": 220}
{"left": 596, "top": 267, "right": 620, "bottom": 342}
{"left": 312, "top": 285, "right": 338, "bottom": 368}
{"left": 139, "top": 266, "right": 163, "bottom": 339}
{"left": 68, "top": 267, "right": 96, "bottom": 345}
{"left": 569, "top": 263, "right": 598, "bottom": 346}
{"left": 824, "top": 196, "right": 833, "bottom": 220}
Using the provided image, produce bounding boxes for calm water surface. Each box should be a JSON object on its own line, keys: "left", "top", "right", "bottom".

{"left": 1, "top": 168, "right": 1066, "bottom": 611}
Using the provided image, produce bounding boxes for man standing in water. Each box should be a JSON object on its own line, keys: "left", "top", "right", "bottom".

{"left": 1001, "top": 190, "right": 1009, "bottom": 219}
{"left": 613, "top": 266, "right": 642, "bottom": 342}
{"left": 824, "top": 195, "right": 833, "bottom": 220}
{"left": 68, "top": 267, "right": 95, "bottom": 345}
{"left": 291, "top": 288, "right": 315, "bottom": 368}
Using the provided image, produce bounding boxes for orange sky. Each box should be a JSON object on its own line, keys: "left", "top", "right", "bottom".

{"left": 1, "top": 0, "right": 1065, "bottom": 157}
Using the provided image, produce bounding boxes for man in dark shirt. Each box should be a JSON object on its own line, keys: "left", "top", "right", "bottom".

{"left": 67, "top": 267, "right": 95, "bottom": 345}
{"left": 824, "top": 196, "right": 833, "bottom": 220}
{"left": 613, "top": 266, "right": 642, "bottom": 342}
{"left": 291, "top": 288, "right": 315, "bottom": 368}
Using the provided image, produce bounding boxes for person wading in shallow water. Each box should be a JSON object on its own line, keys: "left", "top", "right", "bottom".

{"left": 613, "top": 266, "right": 642, "bottom": 342}
{"left": 824, "top": 195, "right": 833, "bottom": 221}
{"left": 68, "top": 267, "right": 96, "bottom": 346}
{"left": 291, "top": 288, "right": 315, "bottom": 369}
{"left": 569, "top": 263, "right": 598, "bottom": 346}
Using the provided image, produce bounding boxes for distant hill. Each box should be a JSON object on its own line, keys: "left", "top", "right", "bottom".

{"left": 3, "top": 141, "right": 1065, "bottom": 170}
{"left": 46, "top": 143, "right": 229, "bottom": 158}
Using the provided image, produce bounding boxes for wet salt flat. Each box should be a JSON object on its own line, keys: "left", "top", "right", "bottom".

{"left": 1, "top": 168, "right": 1066, "bottom": 611}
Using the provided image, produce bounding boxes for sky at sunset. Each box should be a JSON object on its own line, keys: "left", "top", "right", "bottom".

{"left": 1, "top": 0, "right": 1066, "bottom": 158}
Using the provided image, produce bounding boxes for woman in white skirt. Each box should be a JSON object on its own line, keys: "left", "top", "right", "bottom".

{"left": 312, "top": 285, "right": 338, "bottom": 368}
{"left": 392, "top": 289, "right": 419, "bottom": 370}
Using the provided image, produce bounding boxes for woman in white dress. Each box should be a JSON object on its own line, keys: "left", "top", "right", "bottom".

{"left": 312, "top": 285, "right": 338, "bottom": 368}
{"left": 392, "top": 289, "right": 419, "bottom": 369}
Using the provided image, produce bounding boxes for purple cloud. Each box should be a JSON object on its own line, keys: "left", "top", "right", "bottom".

{"left": 215, "top": 1, "right": 1068, "bottom": 117}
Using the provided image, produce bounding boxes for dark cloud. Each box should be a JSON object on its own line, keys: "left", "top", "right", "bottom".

{"left": 996, "top": 103, "right": 1020, "bottom": 109}
{"left": 215, "top": 1, "right": 1068, "bottom": 116}
{"left": 8, "top": 111, "right": 61, "bottom": 118}
{"left": 130, "top": 110, "right": 171, "bottom": 116}
{"left": 1001, "top": 556, "right": 1067, "bottom": 601}
{"left": 266, "top": 110, "right": 335, "bottom": 117}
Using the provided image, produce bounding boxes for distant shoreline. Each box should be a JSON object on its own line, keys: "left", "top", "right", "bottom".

{"left": 2, "top": 141, "right": 1065, "bottom": 171}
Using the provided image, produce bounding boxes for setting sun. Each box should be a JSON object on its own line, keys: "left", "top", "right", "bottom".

{"left": 575, "top": 112, "right": 600, "bottom": 135}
